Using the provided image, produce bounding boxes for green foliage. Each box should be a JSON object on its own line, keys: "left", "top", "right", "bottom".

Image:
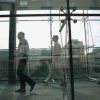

{"left": 93, "top": 67, "right": 100, "bottom": 73}
{"left": 29, "top": 61, "right": 49, "bottom": 77}
{"left": 73, "top": 67, "right": 87, "bottom": 76}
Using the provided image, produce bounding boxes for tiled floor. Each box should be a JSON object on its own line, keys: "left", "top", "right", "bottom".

{"left": 0, "top": 81, "right": 100, "bottom": 100}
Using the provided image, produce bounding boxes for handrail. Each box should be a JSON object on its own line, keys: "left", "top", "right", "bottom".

{"left": 0, "top": 57, "right": 100, "bottom": 62}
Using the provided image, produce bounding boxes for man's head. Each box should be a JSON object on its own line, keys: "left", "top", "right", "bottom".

{"left": 17, "top": 32, "right": 25, "bottom": 39}
{"left": 52, "top": 35, "right": 59, "bottom": 42}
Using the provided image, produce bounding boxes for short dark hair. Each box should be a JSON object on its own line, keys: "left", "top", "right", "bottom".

{"left": 18, "top": 32, "right": 25, "bottom": 37}
{"left": 21, "top": 32, "right": 25, "bottom": 35}
{"left": 53, "top": 35, "right": 59, "bottom": 40}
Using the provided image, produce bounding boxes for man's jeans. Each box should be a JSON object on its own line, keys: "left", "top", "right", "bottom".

{"left": 17, "top": 59, "right": 33, "bottom": 88}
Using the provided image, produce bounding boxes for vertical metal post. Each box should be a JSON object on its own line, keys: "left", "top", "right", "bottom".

{"left": 8, "top": 3, "right": 16, "bottom": 83}
{"left": 50, "top": 10, "right": 52, "bottom": 57}
{"left": 83, "top": 10, "right": 89, "bottom": 81}
{"left": 63, "top": 19, "right": 68, "bottom": 99}
{"left": 66, "top": 0, "right": 74, "bottom": 100}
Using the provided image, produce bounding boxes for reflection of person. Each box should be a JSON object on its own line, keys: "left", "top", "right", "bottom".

{"left": 15, "top": 32, "right": 36, "bottom": 93}
{"left": 42, "top": 35, "right": 64, "bottom": 86}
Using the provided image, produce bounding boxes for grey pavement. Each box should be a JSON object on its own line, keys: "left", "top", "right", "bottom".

{"left": 0, "top": 81, "right": 100, "bottom": 100}
{"left": 74, "top": 81, "right": 100, "bottom": 100}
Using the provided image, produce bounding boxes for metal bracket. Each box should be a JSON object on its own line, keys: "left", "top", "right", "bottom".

{"left": 59, "top": 7, "right": 77, "bottom": 32}
{"left": 82, "top": 16, "right": 89, "bottom": 22}
{"left": 48, "top": 18, "right": 53, "bottom": 23}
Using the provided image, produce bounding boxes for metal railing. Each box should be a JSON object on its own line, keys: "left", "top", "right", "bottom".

{"left": 0, "top": 55, "right": 100, "bottom": 82}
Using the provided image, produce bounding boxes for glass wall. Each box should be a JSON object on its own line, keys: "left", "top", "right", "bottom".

{"left": 0, "top": 11, "right": 9, "bottom": 82}
{"left": 71, "top": 14, "right": 100, "bottom": 100}
{"left": 0, "top": 0, "right": 100, "bottom": 100}
{"left": 15, "top": 9, "right": 71, "bottom": 100}
{"left": 0, "top": 11, "right": 9, "bottom": 49}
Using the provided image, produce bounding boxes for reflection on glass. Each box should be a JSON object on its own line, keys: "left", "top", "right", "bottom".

{"left": 0, "top": 18, "right": 9, "bottom": 49}
{"left": 1, "top": 1, "right": 100, "bottom": 98}
{"left": 16, "top": 21, "right": 50, "bottom": 48}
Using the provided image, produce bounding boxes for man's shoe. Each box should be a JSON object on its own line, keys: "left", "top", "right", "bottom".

{"left": 98, "top": 82, "right": 100, "bottom": 84}
{"left": 15, "top": 89, "right": 26, "bottom": 93}
{"left": 59, "top": 83, "right": 67, "bottom": 86}
{"left": 30, "top": 82, "right": 36, "bottom": 92}
{"left": 59, "top": 83, "right": 64, "bottom": 86}
{"left": 42, "top": 80, "right": 48, "bottom": 85}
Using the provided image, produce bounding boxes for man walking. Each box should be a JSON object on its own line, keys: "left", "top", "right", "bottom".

{"left": 42, "top": 35, "right": 64, "bottom": 86}
{"left": 15, "top": 32, "right": 36, "bottom": 92}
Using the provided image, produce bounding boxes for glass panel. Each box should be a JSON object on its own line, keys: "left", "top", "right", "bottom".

{"left": 2, "top": 71, "right": 6, "bottom": 76}
{"left": 0, "top": 0, "right": 15, "bottom": 2}
{"left": 71, "top": 14, "right": 100, "bottom": 100}
{"left": 20, "top": 1, "right": 27, "bottom": 8}
{"left": 65, "top": 3, "right": 77, "bottom": 9}
{"left": 15, "top": 0, "right": 67, "bottom": 10}
{"left": 16, "top": 19, "right": 50, "bottom": 48}
{"left": 0, "top": 12, "right": 9, "bottom": 83}
{"left": 0, "top": 11, "right": 9, "bottom": 49}
{"left": 2, "top": 64, "right": 6, "bottom": 69}
{"left": 16, "top": 9, "right": 72, "bottom": 100}
{"left": 16, "top": 15, "right": 50, "bottom": 82}
{"left": 88, "top": 10, "right": 100, "bottom": 14}
{"left": 89, "top": 2, "right": 99, "bottom": 9}
{"left": 41, "top": 2, "right": 52, "bottom": 8}
{"left": 17, "top": 10, "right": 50, "bottom": 14}
{"left": 1, "top": 0, "right": 100, "bottom": 100}
{"left": 0, "top": 0, "right": 74, "bottom": 100}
